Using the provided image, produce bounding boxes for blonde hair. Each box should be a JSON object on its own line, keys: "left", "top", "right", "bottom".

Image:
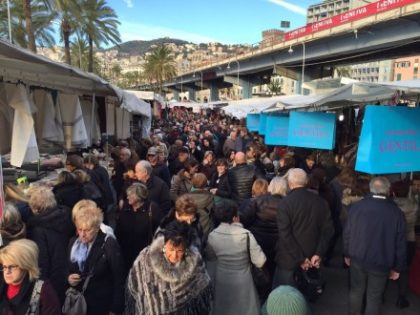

{"left": 72, "top": 199, "right": 103, "bottom": 230}
{"left": 0, "top": 239, "right": 40, "bottom": 281}
{"left": 28, "top": 185, "right": 57, "bottom": 214}
{"left": 252, "top": 178, "right": 268, "bottom": 197}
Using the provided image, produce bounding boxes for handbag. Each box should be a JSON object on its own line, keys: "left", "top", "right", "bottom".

{"left": 246, "top": 233, "right": 270, "bottom": 288}
{"left": 62, "top": 237, "right": 107, "bottom": 315}
{"left": 294, "top": 267, "right": 325, "bottom": 302}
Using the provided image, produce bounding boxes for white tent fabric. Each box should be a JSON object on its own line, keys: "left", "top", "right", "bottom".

{"left": 115, "top": 107, "right": 131, "bottom": 140}
{"left": 106, "top": 102, "right": 116, "bottom": 136}
{"left": 32, "top": 89, "right": 64, "bottom": 144}
{"left": 80, "top": 98, "right": 101, "bottom": 145}
{"left": 57, "top": 93, "right": 88, "bottom": 150}
{"left": 7, "top": 84, "right": 39, "bottom": 167}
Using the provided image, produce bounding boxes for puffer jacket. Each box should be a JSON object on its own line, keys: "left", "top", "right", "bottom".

{"left": 228, "top": 163, "right": 257, "bottom": 203}
{"left": 240, "top": 194, "right": 282, "bottom": 262}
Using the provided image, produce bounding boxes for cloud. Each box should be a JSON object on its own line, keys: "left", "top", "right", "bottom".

{"left": 118, "top": 21, "right": 220, "bottom": 44}
{"left": 123, "top": 0, "right": 134, "bottom": 8}
{"left": 267, "top": 0, "right": 307, "bottom": 16}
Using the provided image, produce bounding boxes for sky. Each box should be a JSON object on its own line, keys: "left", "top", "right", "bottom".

{"left": 107, "top": 0, "right": 321, "bottom": 45}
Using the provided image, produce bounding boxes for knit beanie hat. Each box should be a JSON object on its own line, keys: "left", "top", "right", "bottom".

{"left": 263, "top": 285, "right": 310, "bottom": 315}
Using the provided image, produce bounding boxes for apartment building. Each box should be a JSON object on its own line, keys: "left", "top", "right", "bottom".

{"left": 307, "top": 0, "right": 372, "bottom": 23}
{"left": 394, "top": 56, "right": 420, "bottom": 81}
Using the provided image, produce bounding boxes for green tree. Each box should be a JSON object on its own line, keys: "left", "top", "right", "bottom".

{"left": 143, "top": 45, "right": 177, "bottom": 93}
{"left": 268, "top": 77, "right": 282, "bottom": 95}
{"left": 80, "top": 0, "right": 121, "bottom": 72}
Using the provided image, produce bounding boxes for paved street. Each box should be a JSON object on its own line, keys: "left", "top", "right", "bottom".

{"left": 309, "top": 252, "right": 420, "bottom": 315}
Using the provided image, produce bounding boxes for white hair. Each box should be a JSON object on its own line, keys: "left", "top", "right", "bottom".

{"left": 287, "top": 168, "right": 308, "bottom": 188}
{"left": 369, "top": 177, "right": 391, "bottom": 195}
{"left": 268, "top": 176, "right": 289, "bottom": 197}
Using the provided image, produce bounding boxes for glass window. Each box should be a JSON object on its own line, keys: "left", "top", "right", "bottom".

{"left": 396, "top": 74, "right": 402, "bottom": 81}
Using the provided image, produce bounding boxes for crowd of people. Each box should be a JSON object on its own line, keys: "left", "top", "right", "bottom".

{"left": 0, "top": 106, "right": 418, "bottom": 315}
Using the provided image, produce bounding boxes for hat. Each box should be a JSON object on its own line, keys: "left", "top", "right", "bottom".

{"left": 147, "top": 147, "right": 158, "bottom": 155}
{"left": 262, "top": 286, "right": 310, "bottom": 315}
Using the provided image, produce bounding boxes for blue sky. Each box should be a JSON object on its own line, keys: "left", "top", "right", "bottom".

{"left": 107, "top": 0, "right": 320, "bottom": 44}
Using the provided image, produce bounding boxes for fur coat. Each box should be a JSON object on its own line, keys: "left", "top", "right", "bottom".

{"left": 125, "top": 236, "right": 212, "bottom": 315}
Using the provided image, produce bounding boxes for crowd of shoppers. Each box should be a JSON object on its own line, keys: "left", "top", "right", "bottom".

{"left": 0, "top": 105, "right": 417, "bottom": 315}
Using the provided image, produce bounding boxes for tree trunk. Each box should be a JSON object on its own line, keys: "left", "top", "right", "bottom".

{"left": 62, "top": 20, "right": 71, "bottom": 65}
{"left": 88, "top": 35, "right": 93, "bottom": 73}
{"left": 23, "top": 0, "right": 37, "bottom": 53}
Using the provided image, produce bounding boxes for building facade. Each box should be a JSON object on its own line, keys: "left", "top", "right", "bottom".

{"left": 394, "top": 56, "right": 420, "bottom": 81}
{"left": 307, "top": 0, "right": 373, "bottom": 23}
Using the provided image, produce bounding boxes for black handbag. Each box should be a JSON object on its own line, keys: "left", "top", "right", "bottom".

{"left": 294, "top": 267, "right": 325, "bottom": 302}
{"left": 246, "top": 233, "right": 270, "bottom": 288}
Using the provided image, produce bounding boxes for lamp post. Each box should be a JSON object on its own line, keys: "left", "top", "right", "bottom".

{"left": 288, "top": 42, "right": 306, "bottom": 95}
{"left": 7, "top": 0, "right": 12, "bottom": 42}
{"left": 227, "top": 60, "right": 240, "bottom": 99}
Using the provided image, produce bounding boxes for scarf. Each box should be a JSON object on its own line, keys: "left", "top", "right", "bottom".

{"left": 125, "top": 236, "right": 212, "bottom": 315}
{"left": 70, "top": 239, "right": 90, "bottom": 272}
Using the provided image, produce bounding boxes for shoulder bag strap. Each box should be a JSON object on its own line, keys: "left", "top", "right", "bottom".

{"left": 26, "top": 280, "right": 44, "bottom": 315}
{"left": 81, "top": 237, "right": 107, "bottom": 294}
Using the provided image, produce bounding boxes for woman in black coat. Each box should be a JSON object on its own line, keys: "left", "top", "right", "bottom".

{"left": 116, "top": 183, "right": 163, "bottom": 275}
{"left": 53, "top": 171, "right": 83, "bottom": 210}
{"left": 209, "top": 159, "right": 232, "bottom": 203}
{"left": 26, "top": 186, "right": 74, "bottom": 304}
{"left": 67, "top": 200, "right": 125, "bottom": 315}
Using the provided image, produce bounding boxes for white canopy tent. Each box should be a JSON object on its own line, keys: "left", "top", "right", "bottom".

{"left": 0, "top": 39, "right": 151, "bottom": 165}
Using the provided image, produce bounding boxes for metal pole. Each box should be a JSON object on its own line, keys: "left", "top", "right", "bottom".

{"left": 90, "top": 93, "right": 96, "bottom": 147}
{"left": 301, "top": 42, "right": 306, "bottom": 95}
{"left": 7, "top": 0, "right": 12, "bottom": 42}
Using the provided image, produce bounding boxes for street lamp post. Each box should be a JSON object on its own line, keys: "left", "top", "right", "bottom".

{"left": 7, "top": 0, "right": 12, "bottom": 42}
{"left": 227, "top": 60, "right": 240, "bottom": 99}
{"left": 288, "top": 42, "right": 306, "bottom": 95}
{"left": 193, "top": 70, "right": 204, "bottom": 91}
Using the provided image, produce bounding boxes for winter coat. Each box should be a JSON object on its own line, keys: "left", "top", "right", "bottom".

{"left": 26, "top": 206, "right": 74, "bottom": 303}
{"left": 206, "top": 223, "right": 266, "bottom": 315}
{"left": 67, "top": 231, "right": 125, "bottom": 315}
{"left": 394, "top": 197, "right": 418, "bottom": 242}
{"left": 53, "top": 182, "right": 82, "bottom": 210}
{"left": 88, "top": 165, "right": 115, "bottom": 207}
{"left": 228, "top": 163, "right": 257, "bottom": 203}
{"left": 170, "top": 170, "right": 192, "bottom": 203}
{"left": 209, "top": 172, "right": 232, "bottom": 199}
{"left": 275, "top": 187, "right": 334, "bottom": 271}
{"left": 0, "top": 277, "right": 61, "bottom": 315}
{"left": 116, "top": 200, "right": 164, "bottom": 274}
{"left": 199, "top": 164, "right": 216, "bottom": 182}
{"left": 187, "top": 190, "right": 215, "bottom": 240}
{"left": 241, "top": 194, "right": 282, "bottom": 265}
{"left": 145, "top": 174, "right": 171, "bottom": 214}
{"left": 343, "top": 194, "right": 407, "bottom": 273}
{"left": 152, "top": 163, "right": 171, "bottom": 188}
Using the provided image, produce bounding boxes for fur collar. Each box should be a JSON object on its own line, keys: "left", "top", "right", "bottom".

{"left": 148, "top": 236, "right": 200, "bottom": 283}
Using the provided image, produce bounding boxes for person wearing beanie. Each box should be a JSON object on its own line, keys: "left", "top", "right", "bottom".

{"left": 261, "top": 285, "right": 310, "bottom": 315}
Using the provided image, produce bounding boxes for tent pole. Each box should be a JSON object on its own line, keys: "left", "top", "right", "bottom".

{"left": 90, "top": 93, "right": 96, "bottom": 148}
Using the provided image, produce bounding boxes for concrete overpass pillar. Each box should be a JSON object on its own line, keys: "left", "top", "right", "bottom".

{"left": 185, "top": 88, "right": 196, "bottom": 101}
{"left": 210, "top": 82, "right": 219, "bottom": 102}
{"left": 224, "top": 76, "right": 253, "bottom": 99}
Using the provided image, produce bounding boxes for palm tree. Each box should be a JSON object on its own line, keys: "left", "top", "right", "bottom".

{"left": 80, "top": 0, "right": 121, "bottom": 72}
{"left": 22, "top": 0, "right": 36, "bottom": 52}
{"left": 50, "top": 0, "right": 81, "bottom": 65}
{"left": 70, "top": 34, "right": 89, "bottom": 70}
{"left": 143, "top": 45, "right": 177, "bottom": 94}
{"left": 0, "top": 0, "right": 55, "bottom": 49}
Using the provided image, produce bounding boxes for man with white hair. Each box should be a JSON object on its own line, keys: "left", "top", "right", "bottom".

{"left": 344, "top": 176, "right": 406, "bottom": 315}
{"left": 135, "top": 160, "right": 171, "bottom": 213}
{"left": 273, "top": 168, "right": 333, "bottom": 288}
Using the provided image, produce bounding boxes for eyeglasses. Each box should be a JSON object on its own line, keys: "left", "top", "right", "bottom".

{"left": 0, "top": 265, "right": 19, "bottom": 272}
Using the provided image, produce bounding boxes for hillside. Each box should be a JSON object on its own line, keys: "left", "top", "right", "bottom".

{"left": 108, "top": 38, "right": 190, "bottom": 55}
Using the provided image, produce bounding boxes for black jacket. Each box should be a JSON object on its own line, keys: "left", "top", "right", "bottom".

{"left": 152, "top": 162, "right": 171, "bottom": 188}
{"left": 116, "top": 200, "right": 164, "bottom": 274}
{"left": 241, "top": 194, "right": 282, "bottom": 262}
{"left": 67, "top": 231, "right": 125, "bottom": 315}
{"left": 146, "top": 174, "right": 171, "bottom": 214}
{"left": 89, "top": 165, "right": 115, "bottom": 207}
{"left": 53, "top": 182, "right": 82, "bottom": 210}
{"left": 343, "top": 194, "right": 407, "bottom": 273}
{"left": 228, "top": 163, "right": 257, "bottom": 203}
{"left": 26, "top": 206, "right": 74, "bottom": 303}
{"left": 275, "top": 187, "right": 333, "bottom": 270}
{"left": 209, "top": 172, "right": 232, "bottom": 199}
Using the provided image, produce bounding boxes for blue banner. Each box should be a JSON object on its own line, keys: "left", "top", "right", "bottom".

{"left": 355, "top": 105, "right": 420, "bottom": 174}
{"left": 246, "top": 114, "right": 260, "bottom": 132}
{"left": 265, "top": 115, "right": 289, "bottom": 145}
{"left": 287, "top": 112, "right": 336, "bottom": 150}
{"left": 259, "top": 113, "right": 267, "bottom": 135}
